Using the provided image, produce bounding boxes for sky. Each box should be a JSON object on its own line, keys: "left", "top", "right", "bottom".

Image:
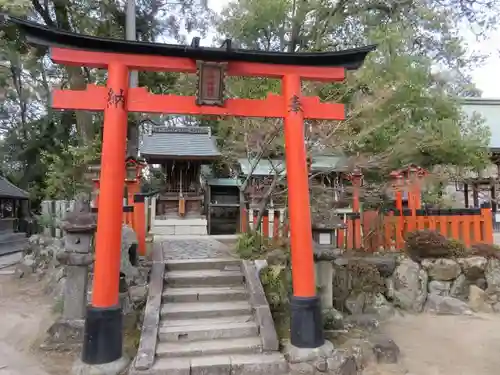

{"left": 208, "top": 0, "right": 500, "bottom": 99}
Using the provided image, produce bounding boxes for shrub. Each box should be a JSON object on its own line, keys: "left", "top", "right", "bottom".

{"left": 260, "top": 264, "right": 292, "bottom": 311}
{"left": 447, "top": 238, "right": 469, "bottom": 258}
{"left": 346, "top": 261, "right": 385, "bottom": 294}
{"left": 471, "top": 243, "right": 500, "bottom": 259}
{"left": 405, "top": 230, "right": 464, "bottom": 260}
{"left": 235, "top": 231, "right": 262, "bottom": 259}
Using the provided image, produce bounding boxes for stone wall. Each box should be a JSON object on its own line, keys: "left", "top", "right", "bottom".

{"left": 315, "top": 251, "right": 500, "bottom": 317}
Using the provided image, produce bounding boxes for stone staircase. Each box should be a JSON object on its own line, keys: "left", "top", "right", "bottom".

{"left": 147, "top": 257, "right": 287, "bottom": 375}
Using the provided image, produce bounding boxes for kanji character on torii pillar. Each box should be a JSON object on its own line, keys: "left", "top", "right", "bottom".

{"left": 7, "top": 15, "right": 374, "bottom": 367}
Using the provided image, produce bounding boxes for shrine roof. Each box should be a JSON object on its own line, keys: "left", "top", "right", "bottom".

{"left": 140, "top": 126, "right": 220, "bottom": 159}
{"left": 311, "top": 155, "right": 349, "bottom": 172}
{"left": 238, "top": 155, "right": 348, "bottom": 176}
{"left": 7, "top": 16, "right": 375, "bottom": 69}
{"left": 238, "top": 159, "right": 286, "bottom": 176}
{"left": 0, "top": 176, "right": 29, "bottom": 199}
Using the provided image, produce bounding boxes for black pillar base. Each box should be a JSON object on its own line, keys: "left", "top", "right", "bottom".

{"left": 290, "top": 295, "right": 324, "bottom": 348}
{"left": 82, "top": 305, "right": 123, "bottom": 365}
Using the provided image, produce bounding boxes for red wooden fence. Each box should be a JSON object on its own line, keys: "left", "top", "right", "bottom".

{"left": 242, "top": 207, "right": 494, "bottom": 251}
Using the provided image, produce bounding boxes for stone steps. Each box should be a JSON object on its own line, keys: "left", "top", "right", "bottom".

{"left": 160, "top": 300, "right": 253, "bottom": 320}
{"left": 156, "top": 337, "right": 263, "bottom": 358}
{"left": 162, "top": 286, "right": 248, "bottom": 303}
{"left": 160, "top": 315, "right": 255, "bottom": 327}
{"left": 155, "top": 257, "right": 287, "bottom": 375}
{"left": 159, "top": 320, "right": 259, "bottom": 342}
{"left": 165, "top": 258, "right": 240, "bottom": 271}
{"left": 150, "top": 353, "right": 288, "bottom": 375}
{"left": 164, "top": 269, "right": 244, "bottom": 287}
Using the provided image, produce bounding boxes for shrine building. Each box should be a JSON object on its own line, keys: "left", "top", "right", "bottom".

{"left": 139, "top": 126, "right": 220, "bottom": 235}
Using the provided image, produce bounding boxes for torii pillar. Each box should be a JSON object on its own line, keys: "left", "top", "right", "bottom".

{"left": 81, "top": 63, "right": 129, "bottom": 364}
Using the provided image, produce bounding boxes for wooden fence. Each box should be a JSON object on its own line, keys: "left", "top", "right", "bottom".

{"left": 41, "top": 197, "right": 153, "bottom": 243}
{"left": 40, "top": 199, "right": 76, "bottom": 237}
{"left": 361, "top": 207, "right": 493, "bottom": 251}
{"left": 241, "top": 206, "right": 494, "bottom": 251}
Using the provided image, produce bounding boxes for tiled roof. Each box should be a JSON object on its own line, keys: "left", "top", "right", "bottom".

{"left": 140, "top": 126, "right": 220, "bottom": 159}
{"left": 238, "top": 159, "right": 286, "bottom": 176}
{"left": 0, "top": 176, "right": 29, "bottom": 199}
{"left": 238, "top": 155, "right": 348, "bottom": 176}
{"left": 461, "top": 97, "right": 500, "bottom": 149}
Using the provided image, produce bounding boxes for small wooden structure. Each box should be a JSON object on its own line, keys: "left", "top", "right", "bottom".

{"left": 0, "top": 176, "right": 30, "bottom": 256}
{"left": 0, "top": 176, "right": 29, "bottom": 231}
{"left": 141, "top": 127, "right": 219, "bottom": 220}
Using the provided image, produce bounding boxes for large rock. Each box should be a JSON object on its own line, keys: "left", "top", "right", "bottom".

{"left": 422, "top": 258, "right": 461, "bottom": 281}
{"left": 290, "top": 362, "right": 315, "bottom": 375}
{"left": 485, "top": 259, "right": 500, "bottom": 293}
{"left": 327, "top": 350, "right": 358, "bottom": 375}
{"left": 322, "top": 308, "right": 344, "bottom": 330}
{"left": 450, "top": 274, "right": 469, "bottom": 301}
{"left": 457, "top": 256, "right": 487, "bottom": 280}
{"left": 391, "top": 259, "right": 428, "bottom": 312}
{"left": 345, "top": 292, "right": 366, "bottom": 315}
{"left": 468, "top": 285, "right": 493, "bottom": 313}
{"left": 424, "top": 294, "right": 473, "bottom": 315}
{"left": 340, "top": 338, "right": 376, "bottom": 370}
{"left": 363, "top": 293, "right": 395, "bottom": 320}
{"left": 121, "top": 224, "right": 140, "bottom": 284}
{"left": 369, "top": 334, "right": 400, "bottom": 364}
{"left": 428, "top": 280, "right": 451, "bottom": 296}
{"left": 493, "top": 302, "right": 500, "bottom": 313}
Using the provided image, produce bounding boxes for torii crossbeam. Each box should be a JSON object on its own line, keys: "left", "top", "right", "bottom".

{"left": 8, "top": 14, "right": 375, "bottom": 366}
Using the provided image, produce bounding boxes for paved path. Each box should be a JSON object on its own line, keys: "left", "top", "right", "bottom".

{"left": 159, "top": 236, "right": 234, "bottom": 260}
{"left": 0, "top": 273, "right": 74, "bottom": 375}
{"left": 366, "top": 313, "right": 500, "bottom": 375}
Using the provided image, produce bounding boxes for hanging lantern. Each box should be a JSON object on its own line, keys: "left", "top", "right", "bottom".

{"left": 125, "top": 157, "right": 146, "bottom": 180}
{"left": 196, "top": 61, "right": 227, "bottom": 106}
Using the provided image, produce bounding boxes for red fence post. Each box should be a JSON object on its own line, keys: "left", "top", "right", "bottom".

{"left": 481, "top": 204, "right": 494, "bottom": 244}
{"left": 262, "top": 210, "right": 269, "bottom": 239}
{"left": 134, "top": 194, "right": 146, "bottom": 256}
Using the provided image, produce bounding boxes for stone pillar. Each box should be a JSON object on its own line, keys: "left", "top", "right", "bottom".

{"left": 315, "top": 261, "right": 334, "bottom": 309}
{"left": 42, "top": 198, "right": 96, "bottom": 351}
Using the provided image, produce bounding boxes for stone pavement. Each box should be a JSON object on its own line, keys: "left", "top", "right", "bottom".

{"left": 159, "top": 236, "right": 234, "bottom": 260}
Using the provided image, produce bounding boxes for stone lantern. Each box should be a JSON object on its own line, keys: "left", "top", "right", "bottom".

{"left": 312, "top": 216, "right": 347, "bottom": 247}
{"left": 43, "top": 197, "right": 96, "bottom": 350}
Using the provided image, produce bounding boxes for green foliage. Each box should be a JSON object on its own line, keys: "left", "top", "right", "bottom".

{"left": 447, "top": 238, "right": 469, "bottom": 258}
{"left": 259, "top": 264, "right": 292, "bottom": 311}
{"left": 40, "top": 135, "right": 101, "bottom": 200}
{"left": 216, "top": 0, "right": 493, "bottom": 177}
{"left": 471, "top": 243, "right": 500, "bottom": 259}
{"left": 235, "top": 232, "right": 259, "bottom": 259}
{"left": 405, "top": 229, "right": 468, "bottom": 259}
{"left": 0, "top": 0, "right": 212, "bottom": 205}
{"left": 346, "top": 261, "right": 385, "bottom": 294}
{"left": 36, "top": 213, "right": 55, "bottom": 229}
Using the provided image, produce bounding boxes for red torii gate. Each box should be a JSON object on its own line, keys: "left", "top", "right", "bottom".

{"left": 9, "top": 16, "right": 374, "bottom": 364}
